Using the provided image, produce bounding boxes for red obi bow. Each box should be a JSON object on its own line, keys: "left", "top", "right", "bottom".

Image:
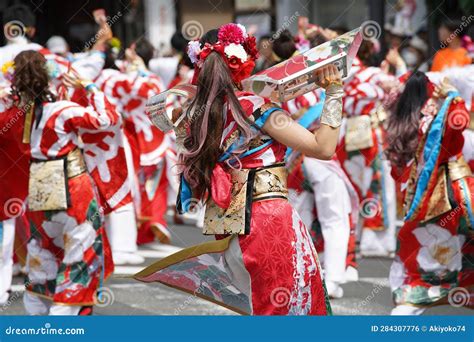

{"left": 211, "top": 163, "right": 232, "bottom": 209}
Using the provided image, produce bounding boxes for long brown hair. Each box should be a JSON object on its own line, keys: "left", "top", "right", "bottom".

{"left": 11, "top": 50, "right": 56, "bottom": 105}
{"left": 386, "top": 71, "right": 429, "bottom": 167}
{"left": 180, "top": 29, "right": 253, "bottom": 201}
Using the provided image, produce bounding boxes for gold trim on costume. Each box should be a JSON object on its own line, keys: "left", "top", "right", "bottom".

{"left": 22, "top": 103, "right": 34, "bottom": 144}
{"left": 66, "top": 148, "right": 87, "bottom": 178}
{"left": 203, "top": 169, "right": 250, "bottom": 235}
{"left": 134, "top": 236, "right": 233, "bottom": 278}
{"left": 203, "top": 166, "right": 288, "bottom": 235}
{"left": 252, "top": 166, "right": 288, "bottom": 201}
{"left": 424, "top": 165, "right": 452, "bottom": 222}
{"left": 345, "top": 115, "right": 374, "bottom": 152}
{"left": 133, "top": 236, "right": 249, "bottom": 315}
{"left": 28, "top": 158, "right": 68, "bottom": 212}
{"left": 28, "top": 149, "right": 87, "bottom": 211}
{"left": 448, "top": 156, "right": 472, "bottom": 181}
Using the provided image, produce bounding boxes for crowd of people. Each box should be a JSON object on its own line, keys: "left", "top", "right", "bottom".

{"left": 0, "top": 3, "right": 473, "bottom": 316}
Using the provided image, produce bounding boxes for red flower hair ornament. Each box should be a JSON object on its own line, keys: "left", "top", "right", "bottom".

{"left": 187, "top": 23, "right": 259, "bottom": 85}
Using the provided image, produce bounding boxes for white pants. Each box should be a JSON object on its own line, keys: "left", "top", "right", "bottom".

{"left": 104, "top": 132, "right": 139, "bottom": 254}
{"left": 391, "top": 304, "right": 426, "bottom": 315}
{"left": 165, "top": 149, "right": 179, "bottom": 207}
{"left": 292, "top": 158, "right": 352, "bottom": 284}
{"left": 24, "top": 292, "right": 81, "bottom": 315}
{"left": 0, "top": 218, "right": 15, "bottom": 303}
{"left": 105, "top": 203, "right": 138, "bottom": 253}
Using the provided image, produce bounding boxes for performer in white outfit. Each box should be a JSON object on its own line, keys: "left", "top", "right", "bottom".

{"left": 294, "top": 158, "right": 354, "bottom": 298}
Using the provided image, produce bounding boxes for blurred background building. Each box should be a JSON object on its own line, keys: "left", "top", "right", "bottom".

{"left": 1, "top": 0, "right": 473, "bottom": 55}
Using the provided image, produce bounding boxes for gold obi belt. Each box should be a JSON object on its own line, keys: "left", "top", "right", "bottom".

{"left": 28, "top": 149, "right": 87, "bottom": 212}
{"left": 203, "top": 164, "right": 288, "bottom": 235}
{"left": 344, "top": 109, "right": 387, "bottom": 152}
{"left": 422, "top": 156, "right": 472, "bottom": 223}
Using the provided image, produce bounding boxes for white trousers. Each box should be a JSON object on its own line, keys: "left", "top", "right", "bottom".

{"left": 0, "top": 218, "right": 15, "bottom": 303}
{"left": 105, "top": 203, "right": 138, "bottom": 253}
{"left": 391, "top": 304, "right": 426, "bottom": 315}
{"left": 104, "top": 131, "right": 139, "bottom": 254}
{"left": 24, "top": 292, "right": 81, "bottom": 315}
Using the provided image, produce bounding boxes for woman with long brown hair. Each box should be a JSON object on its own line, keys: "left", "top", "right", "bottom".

{"left": 0, "top": 50, "right": 124, "bottom": 315}
{"left": 386, "top": 71, "right": 473, "bottom": 315}
{"left": 135, "top": 24, "right": 344, "bottom": 315}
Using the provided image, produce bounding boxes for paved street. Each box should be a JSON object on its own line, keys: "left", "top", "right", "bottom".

{"left": 1, "top": 221, "right": 470, "bottom": 316}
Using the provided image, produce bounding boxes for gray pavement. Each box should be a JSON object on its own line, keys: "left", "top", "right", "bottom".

{"left": 1, "top": 222, "right": 470, "bottom": 316}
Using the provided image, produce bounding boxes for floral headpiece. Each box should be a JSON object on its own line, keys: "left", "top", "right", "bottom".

{"left": 1, "top": 61, "right": 15, "bottom": 82}
{"left": 1, "top": 58, "right": 63, "bottom": 83}
{"left": 187, "top": 23, "right": 259, "bottom": 85}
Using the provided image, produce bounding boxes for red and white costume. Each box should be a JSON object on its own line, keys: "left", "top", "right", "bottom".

{"left": 0, "top": 87, "right": 127, "bottom": 314}
{"left": 124, "top": 70, "right": 178, "bottom": 244}
{"left": 136, "top": 92, "right": 331, "bottom": 315}
{"left": 0, "top": 38, "right": 106, "bottom": 305}
{"left": 94, "top": 67, "right": 176, "bottom": 252}
{"left": 337, "top": 57, "right": 397, "bottom": 257}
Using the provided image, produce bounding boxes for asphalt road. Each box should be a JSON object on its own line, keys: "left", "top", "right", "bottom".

{"left": 1, "top": 221, "right": 470, "bottom": 316}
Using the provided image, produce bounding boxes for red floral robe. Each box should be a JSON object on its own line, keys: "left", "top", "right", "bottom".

{"left": 390, "top": 95, "right": 474, "bottom": 308}
{"left": 135, "top": 92, "right": 330, "bottom": 315}
{"left": 19, "top": 91, "right": 123, "bottom": 305}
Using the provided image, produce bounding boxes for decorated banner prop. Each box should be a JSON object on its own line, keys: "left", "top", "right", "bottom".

{"left": 242, "top": 28, "right": 362, "bottom": 102}
{"left": 146, "top": 28, "right": 362, "bottom": 132}
{"left": 145, "top": 84, "right": 197, "bottom": 133}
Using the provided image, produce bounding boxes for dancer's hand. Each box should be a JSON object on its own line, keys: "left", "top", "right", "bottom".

{"left": 314, "top": 64, "right": 342, "bottom": 89}
{"left": 62, "top": 69, "right": 93, "bottom": 90}
{"left": 385, "top": 48, "right": 405, "bottom": 68}
{"left": 433, "top": 77, "right": 457, "bottom": 98}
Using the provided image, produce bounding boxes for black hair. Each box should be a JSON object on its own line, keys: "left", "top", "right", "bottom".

{"left": 200, "top": 29, "right": 218, "bottom": 45}
{"left": 3, "top": 4, "right": 36, "bottom": 27}
{"left": 272, "top": 29, "right": 296, "bottom": 60}
{"left": 386, "top": 71, "right": 429, "bottom": 167}
{"left": 259, "top": 34, "right": 272, "bottom": 41}
{"left": 171, "top": 32, "right": 188, "bottom": 52}
{"left": 440, "top": 18, "right": 465, "bottom": 34}
{"left": 134, "top": 37, "right": 155, "bottom": 66}
{"left": 103, "top": 41, "right": 120, "bottom": 70}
